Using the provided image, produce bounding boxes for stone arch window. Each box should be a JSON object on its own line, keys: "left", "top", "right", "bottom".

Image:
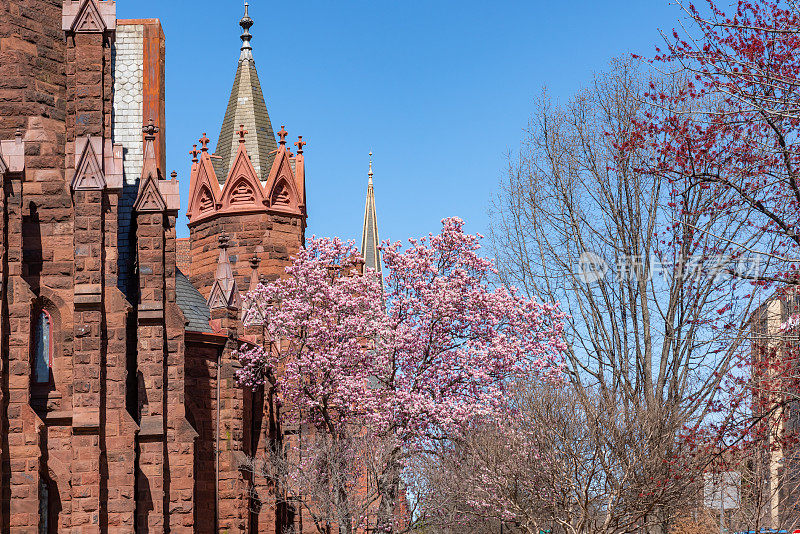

{"left": 32, "top": 309, "right": 53, "bottom": 384}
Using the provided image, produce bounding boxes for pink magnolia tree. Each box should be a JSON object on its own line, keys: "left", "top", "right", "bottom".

{"left": 236, "top": 217, "right": 566, "bottom": 533}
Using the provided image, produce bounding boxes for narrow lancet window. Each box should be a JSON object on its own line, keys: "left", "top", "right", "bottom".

{"left": 33, "top": 310, "right": 52, "bottom": 384}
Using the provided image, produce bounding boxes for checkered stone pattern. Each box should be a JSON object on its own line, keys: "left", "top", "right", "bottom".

{"left": 112, "top": 24, "right": 144, "bottom": 296}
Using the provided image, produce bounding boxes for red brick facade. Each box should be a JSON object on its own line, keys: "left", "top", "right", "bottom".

{"left": 0, "top": 0, "right": 308, "bottom": 531}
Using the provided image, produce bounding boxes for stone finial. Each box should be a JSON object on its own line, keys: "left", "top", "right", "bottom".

{"left": 248, "top": 254, "right": 262, "bottom": 290}
{"left": 240, "top": 1, "right": 254, "bottom": 59}
{"left": 141, "top": 120, "right": 160, "bottom": 181}
{"left": 190, "top": 144, "right": 200, "bottom": 163}
{"left": 294, "top": 136, "right": 306, "bottom": 155}
{"left": 199, "top": 133, "right": 210, "bottom": 152}
{"left": 218, "top": 233, "right": 231, "bottom": 250}
{"left": 238, "top": 124, "right": 248, "bottom": 144}
{"left": 171, "top": 170, "right": 177, "bottom": 180}
{"left": 143, "top": 118, "right": 159, "bottom": 140}
{"left": 244, "top": 253, "right": 265, "bottom": 323}
{"left": 14, "top": 128, "right": 22, "bottom": 144}
{"left": 278, "top": 125, "right": 288, "bottom": 146}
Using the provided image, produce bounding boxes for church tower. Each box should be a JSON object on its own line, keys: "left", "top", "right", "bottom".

{"left": 361, "top": 152, "right": 382, "bottom": 274}
{"left": 183, "top": 7, "right": 308, "bottom": 528}
{"left": 185, "top": 2, "right": 307, "bottom": 298}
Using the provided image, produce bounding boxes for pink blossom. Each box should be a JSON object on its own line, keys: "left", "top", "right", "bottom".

{"left": 236, "top": 217, "right": 566, "bottom": 450}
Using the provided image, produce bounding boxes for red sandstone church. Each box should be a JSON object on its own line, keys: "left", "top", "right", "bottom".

{"left": 0, "top": 0, "right": 382, "bottom": 531}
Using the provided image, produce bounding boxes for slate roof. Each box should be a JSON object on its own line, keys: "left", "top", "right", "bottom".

{"left": 212, "top": 47, "right": 277, "bottom": 184}
{"left": 176, "top": 268, "right": 212, "bottom": 333}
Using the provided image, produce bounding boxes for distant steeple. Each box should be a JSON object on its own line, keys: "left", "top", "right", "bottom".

{"left": 360, "top": 152, "right": 382, "bottom": 275}
{"left": 212, "top": 1, "right": 277, "bottom": 184}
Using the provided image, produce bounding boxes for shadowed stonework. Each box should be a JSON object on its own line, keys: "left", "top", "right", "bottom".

{"left": 0, "top": 0, "right": 384, "bottom": 531}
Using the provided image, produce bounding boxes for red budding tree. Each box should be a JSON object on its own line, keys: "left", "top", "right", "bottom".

{"left": 637, "top": 0, "right": 800, "bottom": 528}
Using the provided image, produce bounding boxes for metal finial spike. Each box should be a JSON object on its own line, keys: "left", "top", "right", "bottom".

{"left": 239, "top": 1, "right": 254, "bottom": 58}
{"left": 368, "top": 151, "right": 374, "bottom": 184}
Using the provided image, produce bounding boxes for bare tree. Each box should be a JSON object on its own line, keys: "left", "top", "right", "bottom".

{"left": 414, "top": 380, "right": 712, "bottom": 534}
{"left": 481, "top": 59, "right": 766, "bottom": 533}
{"left": 243, "top": 421, "right": 401, "bottom": 534}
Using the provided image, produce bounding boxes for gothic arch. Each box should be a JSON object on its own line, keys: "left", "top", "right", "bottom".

{"left": 186, "top": 155, "right": 222, "bottom": 223}
{"left": 263, "top": 147, "right": 302, "bottom": 215}
{"left": 30, "top": 289, "right": 71, "bottom": 396}
{"left": 219, "top": 142, "right": 266, "bottom": 213}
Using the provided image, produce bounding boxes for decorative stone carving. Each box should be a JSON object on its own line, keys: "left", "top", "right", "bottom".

{"left": 62, "top": 0, "right": 116, "bottom": 34}
{"left": 134, "top": 175, "right": 167, "bottom": 212}
{"left": 72, "top": 136, "right": 106, "bottom": 191}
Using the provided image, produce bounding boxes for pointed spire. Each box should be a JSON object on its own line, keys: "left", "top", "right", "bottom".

{"left": 141, "top": 118, "right": 160, "bottom": 180}
{"left": 212, "top": 3, "right": 278, "bottom": 184}
{"left": 239, "top": 1, "right": 254, "bottom": 60}
{"left": 361, "top": 152, "right": 382, "bottom": 275}
{"left": 208, "top": 233, "right": 240, "bottom": 310}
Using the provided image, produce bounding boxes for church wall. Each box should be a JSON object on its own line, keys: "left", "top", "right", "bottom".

{"left": 188, "top": 212, "right": 304, "bottom": 300}
{"left": 184, "top": 341, "right": 221, "bottom": 533}
{"left": 0, "top": 0, "right": 69, "bottom": 531}
{"left": 2, "top": 0, "right": 314, "bottom": 531}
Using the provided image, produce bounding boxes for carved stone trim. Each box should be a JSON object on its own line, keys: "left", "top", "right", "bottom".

{"left": 74, "top": 283, "right": 102, "bottom": 305}
{"left": 134, "top": 175, "right": 167, "bottom": 213}
{"left": 62, "top": 0, "right": 116, "bottom": 34}
{"left": 138, "top": 302, "right": 164, "bottom": 321}
{"left": 72, "top": 137, "right": 106, "bottom": 191}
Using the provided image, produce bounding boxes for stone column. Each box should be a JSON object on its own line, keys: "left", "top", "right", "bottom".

{"left": 164, "top": 207, "right": 198, "bottom": 533}
{"left": 134, "top": 203, "right": 168, "bottom": 532}
{"left": 207, "top": 236, "right": 247, "bottom": 533}
{"left": 3, "top": 146, "right": 40, "bottom": 533}
{"left": 70, "top": 182, "right": 105, "bottom": 533}
{"left": 63, "top": 2, "right": 117, "bottom": 528}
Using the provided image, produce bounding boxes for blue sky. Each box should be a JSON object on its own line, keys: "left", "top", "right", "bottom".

{"left": 117, "top": 0, "right": 684, "bottom": 245}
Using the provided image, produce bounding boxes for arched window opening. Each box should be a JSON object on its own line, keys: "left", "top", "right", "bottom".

{"left": 38, "top": 477, "right": 49, "bottom": 534}
{"left": 33, "top": 310, "right": 52, "bottom": 384}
